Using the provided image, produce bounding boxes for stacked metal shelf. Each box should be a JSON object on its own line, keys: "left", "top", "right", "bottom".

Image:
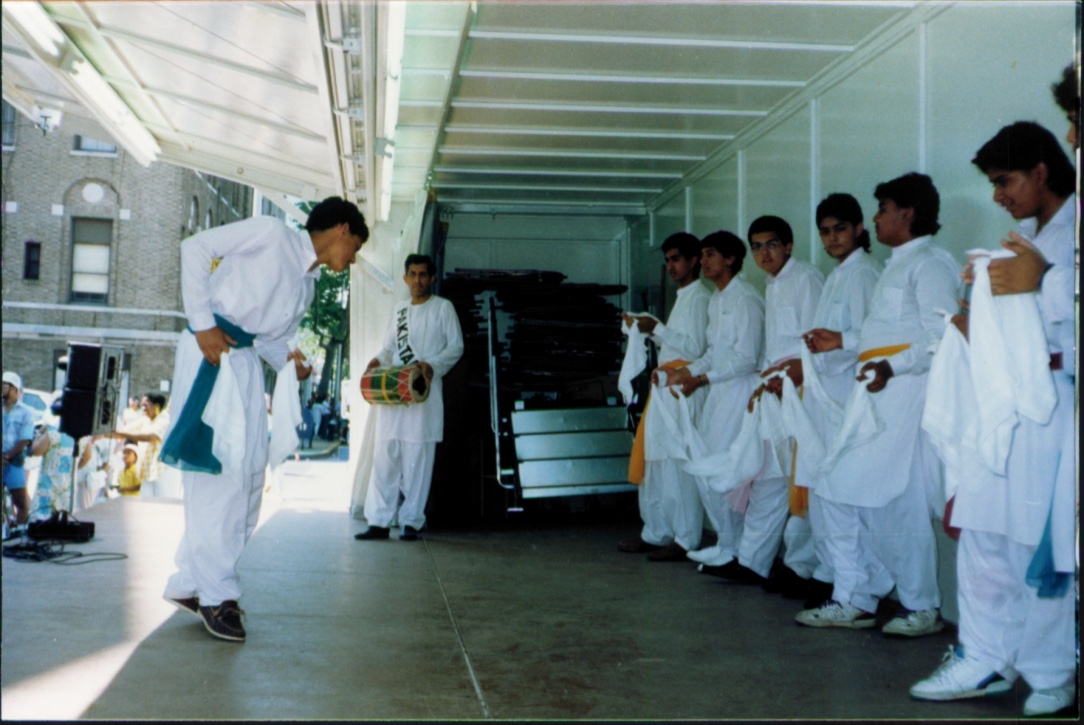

{"left": 441, "top": 269, "right": 635, "bottom": 512}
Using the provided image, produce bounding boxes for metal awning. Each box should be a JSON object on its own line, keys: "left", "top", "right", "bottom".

{"left": 4, "top": 1, "right": 936, "bottom": 222}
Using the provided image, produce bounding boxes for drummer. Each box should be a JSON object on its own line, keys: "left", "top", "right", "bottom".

{"left": 355, "top": 254, "right": 464, "bottom": 541}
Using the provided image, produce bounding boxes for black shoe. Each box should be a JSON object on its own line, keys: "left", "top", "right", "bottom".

{"left": 199, "top": 600, "right": 246, "bottom": 642}
{"left": 765, "top": 567, "right": 812, "bottom": 600}
{"left": 400, "top": 526, "right": 419, "bottom": 541}
{"left": 618, "top": 538, "right": 662, "bottom": 554}
{"left": 761, "top": 558, "right": 790, "bottom": 593}
{"left": 803, "top": 579, "right": 835, "bottom": 610}
{"left": 700, "top": 560, "right": 767, "bottom": 585}
{"left": 354, "top": 526, "right": 390, "bottom": 540}
{"left": 646, "top": 542, "right": 687, "bottom": 562}
{"left": 165, "top": 595, "right": 201, "bottom": 617}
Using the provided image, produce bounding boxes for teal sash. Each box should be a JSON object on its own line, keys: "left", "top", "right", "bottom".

{"left": 1025, "top": 506, "right": 1070, "bottom": 599}
{"left": 160, "top": 315, "right": 256, "bottom": 474}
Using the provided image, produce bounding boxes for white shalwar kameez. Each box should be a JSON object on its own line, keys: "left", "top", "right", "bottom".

{"left": 803, "top": 252, "right": 882, "bottom": 586}
{"left": 746, "top": 258, "right": 824, "bottom": 579}
{"left": 685, "top": 276, "right": 764, "bottom": 566}
{"left": 817, "top": 236, "right": 958, "bottom": 614}
{"left": 364, "top": 296, "right": 464, "bottom": 531}
{"left": 950, "top": 196, "right": 1076, "bottom": 691}
{"left": 164, "top": 216, "right": 319, "bottom": 608}
{"left": 639, "top": 280, "right": 711, "bottom": 550}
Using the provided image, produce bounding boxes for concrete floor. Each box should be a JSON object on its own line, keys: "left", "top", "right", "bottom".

{"left": 0, "top": 454, "right": 1054, "bottom": 720}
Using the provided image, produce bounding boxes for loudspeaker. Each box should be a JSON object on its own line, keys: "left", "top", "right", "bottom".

{"left": 58, "top": 343, "right": 125, "bottom": 440}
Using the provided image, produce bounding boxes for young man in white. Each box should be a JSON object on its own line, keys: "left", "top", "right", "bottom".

{"left": 162, "top": 197, "right": 368, "bottom": 642}
{"left": 619, "top": 232, "right": 710, "bottom": 561}
{"left": 795, "top": 173, "right": 958, "bottom": 637}
{"left": 717, "top": 215, "right": 824, "bottom": 589}
{"left": 791, "top": 193, "right": 882, "bottom": 610}
{"left": 910, "top": 121, "right": 1077, "bottom": 717}
{"left": 666, "top": 231, "right": 764, "bottom": 579}
{"left": 356, "top": 254, "right": 464, "bottom": 542}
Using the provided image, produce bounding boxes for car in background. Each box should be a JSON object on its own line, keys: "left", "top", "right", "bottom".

{"left": 21, "top": 388, "right": 60, "bottom": 429}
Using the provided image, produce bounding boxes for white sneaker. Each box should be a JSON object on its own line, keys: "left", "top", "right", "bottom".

{"left": 909, "top": 645, "right": 1013, "bottom": 701}
{"left": 687, "top": 544, "right": 729, "bottom": 566}
{"left": 795, "top": 599, "right": 876, "bottom": 629}
{"left": 1023, "top": 682, "right": 1076, "bottom": 717}
{"left": 882, "top": 607, "right": 944, "bottom": 637}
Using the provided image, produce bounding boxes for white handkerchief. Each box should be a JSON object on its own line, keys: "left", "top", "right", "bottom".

{"left": 269, "top": 359, "right": 303, "bottom": 468}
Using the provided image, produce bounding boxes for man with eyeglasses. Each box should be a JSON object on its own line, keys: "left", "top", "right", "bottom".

{"left": 798, "top": 173, "right": 958, "bottom": 638}
{"left": 727, "top": 215, "right": 826, "bottom": 597}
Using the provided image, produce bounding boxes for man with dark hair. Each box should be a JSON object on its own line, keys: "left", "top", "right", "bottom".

{"left": 1052, "top": 63, "right": 1078, "bottom": 149}
{"left": 667, "top": 231, "right": 765, "bottom": 578}
{"left": 798, "top": 173, "right": 958, "bottom": 637}
{"left": 356, "top": 254, "right": 463, "bottom": 542}
{"left": 910, "top": 121, "right": 1076, "bottom": 716}
{"left": 793, "top": 193, "right": 882, "bottom": 611}
{"left": 618, "top": 232, "right": 710, "bottom": 561}
{"left": 161, "top": 196, "right": 368, "bottom": 643}
{"left": 713, "top": 215, "right": 824, "bottom": 592}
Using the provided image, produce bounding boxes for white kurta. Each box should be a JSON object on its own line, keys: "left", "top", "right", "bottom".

{"left": 370, "top": 296, "right": 465, "bottom": 444}
{"left": 818, "top": 236, "right": 959, "bottom": 508}
{"left": 947, "top": 195, "right": 1076, "bottom": 691}
{"left": 365, "top": 295, "right": 464, "bottom": 531}
{"left": 796, "top": 251, "right": 881, "bottom": 582}
{"left": 652, "top": 280, "right": 711, "bottom": 366}
{"left": 639, "top": 280, "right": 710, "bottom": 549}
{"left": 807, "top": 251, "right": 883, "bottom": 404}
{"left": 743, "top": 258, "right": 823, "bottom": 577}
{"left": 687, "top": 276, "right": 765, "bottom": 558}
{"left": 164, "top": 216, "right": 318, "bottom": 607}
{"left": 814, "top": 236, "right": 957, "bottom": 613}
{"left": 762, "top": 257, "right": 824, "bottom": 368}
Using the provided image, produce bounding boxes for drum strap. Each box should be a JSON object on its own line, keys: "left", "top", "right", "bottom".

{"left": 396, "top": 306, "right": 416, "bottom": 365}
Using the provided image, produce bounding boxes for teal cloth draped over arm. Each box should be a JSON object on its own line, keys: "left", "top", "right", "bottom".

{"left": 159, "top": 315, "right": 256, "bottom": 475}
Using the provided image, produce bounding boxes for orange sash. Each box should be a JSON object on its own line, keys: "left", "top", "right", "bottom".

{"left": 857, "top": 343, "right": 911, "bottom": 363}
{"left": 787, "top": 385, "right": 807, "bottom": 516}
{"left": 628, "top": 359, "right": 691, "bottom": 485}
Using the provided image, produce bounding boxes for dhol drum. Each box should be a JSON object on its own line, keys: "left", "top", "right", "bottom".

{"left": 360, "top": 365, "right": 430, "bottom": 405}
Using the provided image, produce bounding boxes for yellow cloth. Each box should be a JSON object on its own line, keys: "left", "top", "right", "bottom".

{"left": 787, "top": 384, "right": 807, "bottom": 516}
{"left": 857, "top": 343, "right": 911, "bottom": 363}
{"left": 628, "top": 359, "right": 691, "bottom": 485}
{"left": 116, "top": 466, "right": 142, "bottom": 496}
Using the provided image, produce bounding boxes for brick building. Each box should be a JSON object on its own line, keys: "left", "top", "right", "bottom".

{"left": 1, "top": 99, "right": 257, "bottom": 398}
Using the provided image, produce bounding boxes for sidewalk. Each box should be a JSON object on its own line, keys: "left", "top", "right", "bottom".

{"left": 295, "top": 436, "right": 343, "bottom": 461}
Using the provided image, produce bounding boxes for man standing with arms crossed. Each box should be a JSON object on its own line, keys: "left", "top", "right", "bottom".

{"left": 162, "top": 197, "right": 368, "bottom": 643}
{"left": 619, "top": 232, "right": 710, "bottom": 561}
{"left": 356, "top": 254, "right": 464, "bottom": 542}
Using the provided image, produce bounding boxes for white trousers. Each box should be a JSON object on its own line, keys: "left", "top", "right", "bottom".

{"left": 693, "top": 474, "right": 743, "bottom": 563}
{"left": 957, "top": 528, "right": 1075, "bottom": 689}
{"left": 736, "top": 475, "right": 790, "bottom": 578}
{"left": 782, "top": 510, "right": 825, "bottom": 581}
{"left": 365, "top": 439, "right": 436, "bottom": 530}
{"left": 816, "top": 465, "right": 940, "bottom": 614}
{"left": 164, "top": 468, "right": 265, "bottom": 606}
{"left": 639, "top": 458, "right": 703, "bottom": 550}
{"left": 802, "top": 492, "right": 834, "bottom": 583}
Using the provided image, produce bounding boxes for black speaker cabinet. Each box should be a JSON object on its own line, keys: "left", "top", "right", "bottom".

{"left": 58, "top": 343, "right": 126, "bottom": 440}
